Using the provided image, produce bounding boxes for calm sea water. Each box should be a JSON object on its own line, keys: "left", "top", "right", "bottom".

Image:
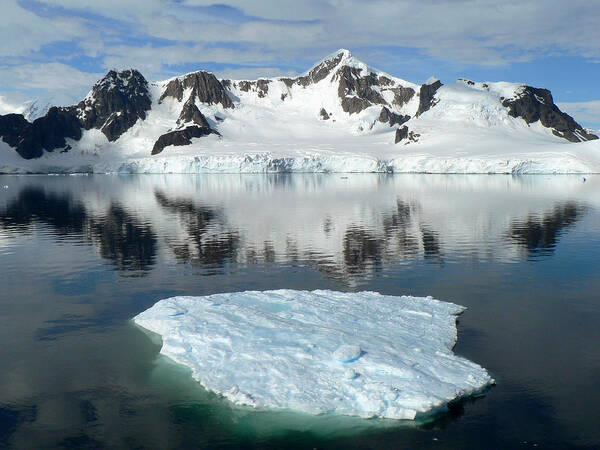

{"left": 1, "top": 174, "right": 599, "bottom": 449}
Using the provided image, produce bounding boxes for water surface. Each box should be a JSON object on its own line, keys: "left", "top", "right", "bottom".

{"left": 1, "top": 174, "right": 599, "bottom": 449}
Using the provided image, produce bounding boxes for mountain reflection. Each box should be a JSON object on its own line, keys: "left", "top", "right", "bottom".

{"left": 421, "top": 226, "right": 442, "bottom": 261}
{"left": 343, "top": 227, "right": 384, "bottom": 275}
{"left": 88, "top": 205, "right": 157, "bottom": 271}
{"left": 0, "top": 175, "right": 593, "bottom": 283}
{"left": 0, "top": 187, "right": 156, "bottom": 274}
{"left": 0, "top": 187, "right": 86, "bottom": 235}
{"left": 509, "top": 202, "right": 586, "bottom": 257}
{"left": 382, "top": 201, "right": 420, "bottom": 258}
{"left": 154, "top": 191, "right": 239, "bottom": 269}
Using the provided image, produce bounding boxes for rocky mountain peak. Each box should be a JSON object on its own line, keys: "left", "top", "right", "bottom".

{"left": 330, "top": 56, "right": 416, "bottom": 115}
{"left": 159, "top": 71, "right": 233, "bottom": 109}
{"left": 86, "top": 69, "right": 148, "bottom": 100}
{"left": 501, "top": 86, "right": 598, "bottom": 142}
{"left": 78, "top": 69, "right": 152, "bottom": 141}
{"left": 278, "top": 49, "right": 355, "bottom": 89}
{"left": 332, "top": 48, "right": 352, "bottom": 59}
{"left": 308, "top": 48, "right": 351, "bottom": 71}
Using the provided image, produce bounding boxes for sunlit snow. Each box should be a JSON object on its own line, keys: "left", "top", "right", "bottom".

{"left": 2, "top": 50, "right": 600, "bottom": 174}
{"left": 133, "top": 289, "right": 493, "bottom": 420}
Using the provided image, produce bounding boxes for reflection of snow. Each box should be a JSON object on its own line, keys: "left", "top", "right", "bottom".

{"left": 0, "top": 174, "right": 597, "bottom": 283}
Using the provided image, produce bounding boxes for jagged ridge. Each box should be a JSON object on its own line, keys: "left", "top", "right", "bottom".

{"left": 0, "top": 48, "right": 597, "bottom": 163}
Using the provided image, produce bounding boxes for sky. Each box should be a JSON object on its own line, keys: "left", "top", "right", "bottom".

{"left": 0, "top": 0, "right": 599, "bottom": 128}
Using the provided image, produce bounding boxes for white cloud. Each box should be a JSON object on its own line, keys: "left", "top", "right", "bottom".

{"left": 0, "top": 95, "right": 26, "bottom": 115}
{"left": 0, "top": 0, "right": 90, "bottom": 57}
{"left": 0, "top": 63, "right": 101, "bottom": 91}
{"left": 2, "top": 0, "right": 600, "bottom": 99}
{"left": 100, "top": 45, "right": 280, "bottom": 81}
{"left": 214, "top": 67, "right": 299, "bottom": 80}
{"left": 0, "top": 63, "right": 102, "bottom": 108}
{"left": 33, "top": 0, "right": 166, "bottom": 19}
{"left": 558, "top": 101, "right": 600, "bottom": 129}
{"left": 27, "top": 0, "right": 600, "bottom": 66}
{"left": 182, "top": 0, "right": 333, "bottom": 21}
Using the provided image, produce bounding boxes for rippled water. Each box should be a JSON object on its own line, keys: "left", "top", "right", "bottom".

{"left": 1, "top": 174, "right": 599, "bottom": 449}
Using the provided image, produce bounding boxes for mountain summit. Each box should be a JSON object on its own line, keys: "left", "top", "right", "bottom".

{"left": 0, "top": 50, "right": 598, "bottom": 173}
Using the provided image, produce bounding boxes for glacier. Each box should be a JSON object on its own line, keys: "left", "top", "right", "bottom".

{"left": 133, "top": 289, "right": 494, "bottom": 420}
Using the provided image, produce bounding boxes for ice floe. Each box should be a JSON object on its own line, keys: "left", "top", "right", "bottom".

{"left": 134, "top": 289, "right": 493, "bottom": 420}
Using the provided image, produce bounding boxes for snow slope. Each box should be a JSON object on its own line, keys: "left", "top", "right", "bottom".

{"left": 0, "top": 94, "right": 76, "bottom": 121}
{"left": 134, "top": 290, "right": 493, "bottom": 420}
{"left": 1, "top": 49, "right": 599, "bottom": 173}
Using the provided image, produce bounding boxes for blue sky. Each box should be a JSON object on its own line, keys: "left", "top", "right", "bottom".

{"left": 1, "top": 0, "right": 599, "bottom": 127}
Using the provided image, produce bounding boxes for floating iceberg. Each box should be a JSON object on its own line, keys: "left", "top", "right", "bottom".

{"left": 133, "top": 289, "right": 493, "bottom": 420}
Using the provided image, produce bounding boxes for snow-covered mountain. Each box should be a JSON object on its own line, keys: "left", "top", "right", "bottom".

{"left": 20, "top": 97, "right": 62, "bottom": 121}
{"left": 0, "top": 49, "right": 599, "bottom": 174}
{"left": 0, "top": 94, "right": 79, "bottom": 122}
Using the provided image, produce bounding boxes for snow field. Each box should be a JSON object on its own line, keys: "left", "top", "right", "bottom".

{"left": 2, "top": 49, "right": 599, "bottom": 173}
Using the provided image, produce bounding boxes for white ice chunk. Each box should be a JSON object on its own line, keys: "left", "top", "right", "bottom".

{"left": 333, "top": 344, "right": 362, "bottom": 363}
{"left": 133, "top": 289, "right": 493, "bottom": 420}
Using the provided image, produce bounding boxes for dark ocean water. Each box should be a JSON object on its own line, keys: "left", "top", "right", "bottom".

{"left": 0, "top": 174, "right": 599, "bottom": 449}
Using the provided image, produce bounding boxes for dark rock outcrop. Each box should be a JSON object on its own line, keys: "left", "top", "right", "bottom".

{"left": 235, "top": 79, "right": 271, "bottom": 98}
{"left": 279, "top": 51, "right": 349, "bottom": 89}
{"left": 279, "top": 51, "right": 346, "bottom": 90}
{"left": 280, "top": 78, "right": 295, "bottom": 88}
{"left": 395, "top": 126, "right": 408, "bottom": 144}
{"left": 341, "top": 96, "right": 371, "bottom": 114}
{"left": 377, "top": 76, "right": 395, "bottom": 86}
{"left": 238, "top": 81, "right": 252, "bottom": 92}
{"left": 152, "top": 126, "right": 218, "bottom": 155}
{"left": 459, "top": 78, "right": 475, "bottom": 86}
{"left": 159, "top": 71, "right": 233, "bottom": 108}
{"left": 160, "top": 79, "right": 184, "bottom": 102}
{"left": 379, "top": 107, "right": 409, "bottom": 127}
{"left": 394, "top": 126, "right": 420, "bottom": 144}
{"left": 0, "top": 107, "right": 81, "bottom": 159}
{"left": 177, "top": 94, "right": 210, "bottom": 128}
{"left": 391, "top": 86, "right": 415, "bottom": 107}
{"left": 0, "top": 114, "right": 32, "bottom": 155}
{"left": 320, "top": 108, "right": 330, "bottom": 120}
{"left": 416, "top": 80, "right": 443, "bottom": 117}
{"left": 154, "top": 72, "right": 228, "bottom": 155}
{"left": 29, "top": 107, "right": 82, "bottom": 151}
{"left": 408, "top": 130, "right": 420, "bottom": 142}
{"left": 256, "top": 79, "right": 270, "bottom": 97}
{"left": 78, "top": 69, "right": 151, "bottom": 141}
{"left": 502, "top": 87, "right": 598, "bottom": 142}
{"left": 307, "top": 52, "right": 344, "bottom": 83}
{"left": 336, "top": 66, "right": 387, "bottom": 114}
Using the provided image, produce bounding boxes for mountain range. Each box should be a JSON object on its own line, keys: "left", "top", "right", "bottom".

{"left": 1, "top": 49, "right": 599, "bottom": 174}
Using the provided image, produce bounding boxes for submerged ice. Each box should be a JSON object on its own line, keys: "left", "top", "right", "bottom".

{"left": 133, "top": 289, "right": 493, "bottom": 420}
